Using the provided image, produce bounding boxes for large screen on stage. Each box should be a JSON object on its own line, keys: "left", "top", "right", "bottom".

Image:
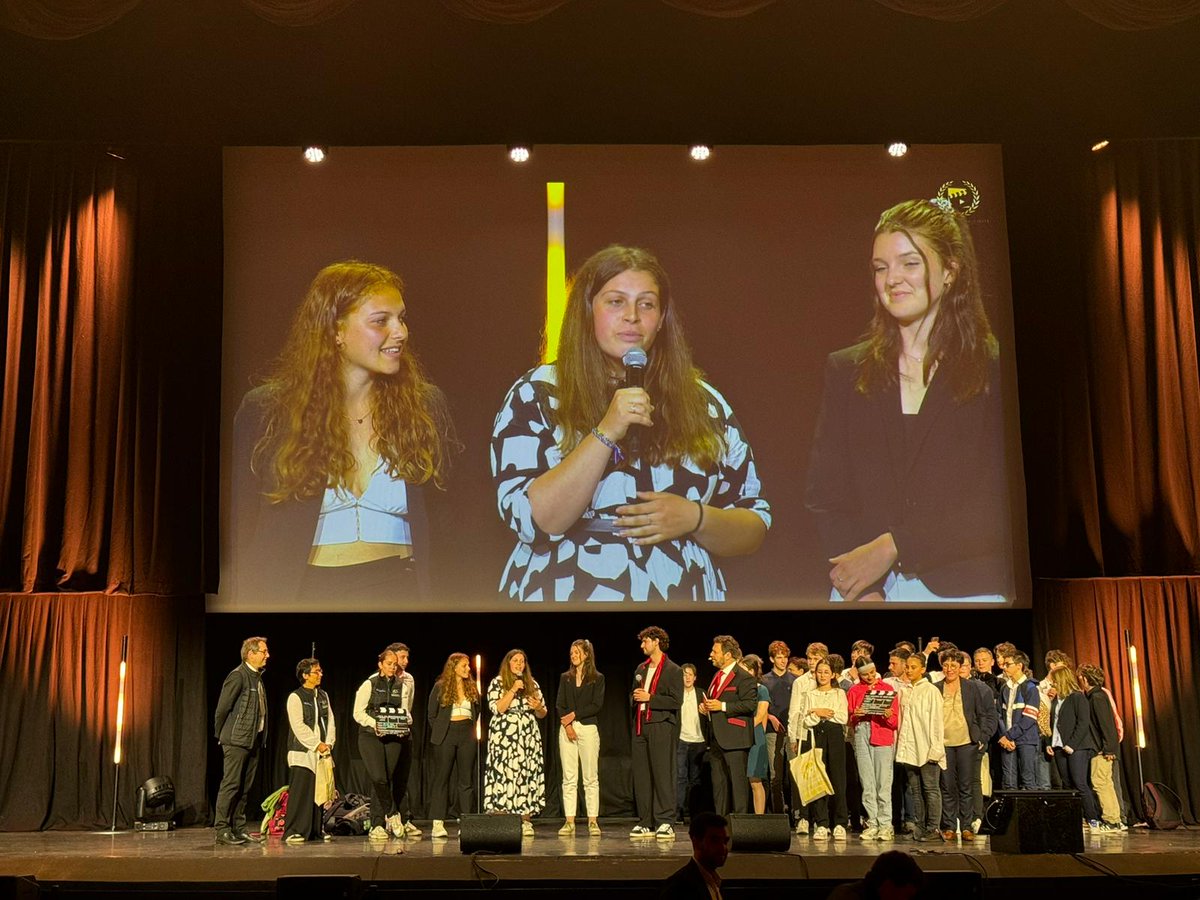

{"left": 214, "top": 145, "right": 1030, "bottom": 611}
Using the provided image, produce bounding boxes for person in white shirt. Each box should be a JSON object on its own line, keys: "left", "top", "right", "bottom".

{"left": 789, "top": 658, "right": 849, "bottom": 840}
{"left": 786, "top": 642, "right": 828, "bottom": 833}
{"left": 676, "top": 663, "right": 708, "bottom": 822}
{"left": 384, "top": 641, "right": 421, "bottom": 837}
{"left": 283, "top": 658, "right": 335, "bottom": 844}
{"left": 895, "top": 654, "right": 946, "bottom": 841}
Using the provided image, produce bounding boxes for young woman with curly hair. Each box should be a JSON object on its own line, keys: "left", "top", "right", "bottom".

{"left": 231, "top": 260, "right": 454, "bottom": 606}
{"left": 427, "top": 653, "right": 481, "bottom": 838}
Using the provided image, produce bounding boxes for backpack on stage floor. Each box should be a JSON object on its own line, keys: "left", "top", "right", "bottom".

{"left": 1143, "top": 782, "right": 1183, "bottom": 830}
{"left": 322, "top": 791, "right": 371, "bottom": 836}
{"left": 259, "top": 785, "right": 289, "bottom": 836}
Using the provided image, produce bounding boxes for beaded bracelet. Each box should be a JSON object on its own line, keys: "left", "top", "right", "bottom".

{"left": 687, "top": 499, "right": 705, "bottom": 535}
{"left": 591, "top": 427, "right": 625, "bottom": 464}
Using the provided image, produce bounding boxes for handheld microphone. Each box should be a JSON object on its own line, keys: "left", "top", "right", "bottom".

{"left": 622, "top": 347, "right": 648, "bottom": 459}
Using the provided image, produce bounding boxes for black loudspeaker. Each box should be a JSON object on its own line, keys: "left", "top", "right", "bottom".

{"left": 1143, "top": 782, "right": 1183, "bottom": 830}
{"left": 987, "top": 790, "right": 1084, "bottom": 854}
{"left": 276, "top": 875, "right": 361, "bottom": 900}
{"left": 0, "top": 876, "right": 39, "bottom": 900}
{"left": 459, "top": 813, "right": 523, "bottom": 854}
{"left": 728, "top": 814, "right": 791, "bottom": 852}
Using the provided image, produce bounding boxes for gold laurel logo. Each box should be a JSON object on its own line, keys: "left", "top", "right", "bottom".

{"left": 936, "top": 180, "right": 981, "bottom": 216}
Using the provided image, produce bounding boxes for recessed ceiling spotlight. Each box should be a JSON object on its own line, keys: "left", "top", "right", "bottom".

{"left": 886, "top": 142, "right": 909, "bottom": 158}
{"left": 1091, "top": 140, "right": 1110, "bottom": 153}
{"left": 303, "top": 145, "right": 328, "bottom": 165}
{"left": 508, "top": 145, "right": 532, "bottom": 163}
{"left": 689, "top": 144, "right": 713, "bottom": 162}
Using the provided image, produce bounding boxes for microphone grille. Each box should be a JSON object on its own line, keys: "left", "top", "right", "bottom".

{"left": 622, "top": 347, "right": 648, "bottom": 368}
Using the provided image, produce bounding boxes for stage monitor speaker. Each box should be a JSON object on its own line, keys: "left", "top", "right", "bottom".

{"left": 987, "top": 790, "right": 1083, "bottom": 854}
{"left": 459, "top": 813, "right": 523, "bottom": 854}
{"left": 276, "top": 875, "right": 361, "bottom": 900}
{"left": 0, "top": 876, "right": 39, "bottom": 900}
{"left": 1143, "top": 782, "right": 1182, "bottom": 830}
{"left": 728, "top": 814, "right": 791, "bottom": 852}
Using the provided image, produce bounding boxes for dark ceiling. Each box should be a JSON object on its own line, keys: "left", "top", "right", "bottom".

{"left": 2, "top": 0, "right": 1199, "bottom": 147}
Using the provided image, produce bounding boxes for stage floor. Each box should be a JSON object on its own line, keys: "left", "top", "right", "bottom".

{"left": 2, "top": 821, "right": 1199, "bottom": 889}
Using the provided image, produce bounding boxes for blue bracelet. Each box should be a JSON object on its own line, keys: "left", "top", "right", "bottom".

{"left": 591, "top": 427, "right": 625, "bottom": 464}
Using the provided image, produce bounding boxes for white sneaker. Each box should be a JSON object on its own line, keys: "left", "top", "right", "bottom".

{"left": 368, "top": 825, "right": 388, "bottom": 842}
{"left": 630, "top": 825, "right": 654, "bottom": 839}
{"left": 558, "top": 821, "right": 575, "bottom": 836}
{"left": 385, "top": 813, "right": 403, "bottom": 837}
{"left": 430, "top": 819, "right": 448, "bottom": 839}
{"left": 877, "top": 826, "right": 895, "bottom": 841}
{"left": 655, "top": 823, "right": 675, "bottom": 841}
{"left": 832, "top": 825, "right": 848, "bottom": 840}
{"left": 521, "top": 820, "right": 535, "bottom": 837}
{"left": 403, "top": 820, "right": 422, "bottom": 837}
{"left": 813, "top": 825, "right": 830, "bottom": 840}
{"left": 971, "top": 818, "right": 982, "bottom": 834}
{"left": 795, "top": 818, "right": 809, "bottom": 835}
{"left": 859, "top": 825, "right": 879, "bottom": 841}
{"left": 284, "top": 833, "right": 305, "bottom": 844}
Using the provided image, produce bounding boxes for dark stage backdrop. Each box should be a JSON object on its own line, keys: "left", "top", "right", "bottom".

{"left": 206, "top": 608, "right": 1032, "bottom": 822}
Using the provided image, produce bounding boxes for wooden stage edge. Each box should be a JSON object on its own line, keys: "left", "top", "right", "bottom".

{"left": 1, "top": 825, "right": 1199, "bottom": 886}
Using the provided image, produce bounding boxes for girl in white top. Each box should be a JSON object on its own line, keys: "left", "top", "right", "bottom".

{"left": 789, "top": 660, "right": 849, "bottom": 840}
{"left": 894, "top": 654, "right": 946, "bottom": 841}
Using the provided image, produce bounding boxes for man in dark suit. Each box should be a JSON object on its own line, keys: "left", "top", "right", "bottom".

{"left": 701, "top": 635, "right": 758, "bottom": 816}
{"left": 659, "top": 812, "right": 729, "bottom": 900}
{"left": 213, "top": 636, "right": 270, "bottom": 845}
{"left": 632, "top": 626, "right": 684, "bottom": 841}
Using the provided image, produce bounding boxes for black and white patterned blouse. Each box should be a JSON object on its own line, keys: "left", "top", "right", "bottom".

{"left": 490, "top": 364, "right": 771, "bottom": 602}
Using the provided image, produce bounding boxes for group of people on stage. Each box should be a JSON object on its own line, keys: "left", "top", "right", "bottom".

{"left": 212, "top": 631, "right": 1128, "bottom": 845}
{"left": 773, "top": 638, "right": 1129, "bottom": 842}
{"left": 233, "top": 196, "right": 1012, "bottom": 605}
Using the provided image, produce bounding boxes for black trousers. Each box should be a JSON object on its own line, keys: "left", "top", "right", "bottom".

{"left": 632, "top": 721, "right": 676, "bottom": 828}
{"left": 214, "top": 738, "right": 262, "bottom": 831}
{"left": 806, "top": 721, "right": 848, "bottom": 828}
{"left": 709, "top": 743, "right": 749, "bottom": 816}
{"left": 430, "top": 720, "right": 477, "bottom": 820}
{"left": 940, "top": 743, "right": 979, "bottom": 830}
{"left": 1053, "top": 748, "right": 1101, "bottom": 821}
{"left": 358, "top": 732, "right": 403, "bottom": 828}
{"left": 283, "top": 766, "right": 323, "bottom": 840}
{"left": 389, "top": 737, "right": 414, "bottom": 818}
{"left": 676, "top": 740, "right": 707, "bottom": 818}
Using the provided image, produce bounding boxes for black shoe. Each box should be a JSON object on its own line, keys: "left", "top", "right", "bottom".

{"left": 216, "top": 828, "right": 248, "bottom": 846}
{"left": 235, "top": 829, "right": 264, "bottom": 843}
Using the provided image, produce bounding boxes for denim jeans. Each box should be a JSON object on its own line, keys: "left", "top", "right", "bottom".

{"left": 853, "top": 724, "right": 894, "bottom": 829}
{"left": 1000, "top": 742, "right": 1039, "bottom": 789}
{"left": 905, "top": 762, "right": 942, "bottom": 836}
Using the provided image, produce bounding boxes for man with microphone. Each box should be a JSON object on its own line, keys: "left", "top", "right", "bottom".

{"left": 632, "top": 625, "right": 684, "bottom": 840}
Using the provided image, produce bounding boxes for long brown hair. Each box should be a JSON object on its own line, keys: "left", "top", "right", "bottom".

{"left": 552, "top": 245, "right": 723, "bottom": 469}
{"left": 437, "top": 652, "right": 480, "bottom": 708}
{"left": 499, "top": 648, "right": 537, "bottom": 695}
{"left": 251, "top": 260, "right": 455, "bottom": 502}
{"left": 567, "top": 639, "right": 599, "bottom": 685}
{"left": 856, "top": 200, "right": 997, "bottom": 403}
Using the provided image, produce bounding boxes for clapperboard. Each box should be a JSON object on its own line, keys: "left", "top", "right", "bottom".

{"left": 858, "top": 691, "right": 896, "bottom": 716}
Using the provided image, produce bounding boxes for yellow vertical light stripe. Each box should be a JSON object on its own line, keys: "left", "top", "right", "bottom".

{"left": 543, "top": 182, "right": 567, "bottom": 363}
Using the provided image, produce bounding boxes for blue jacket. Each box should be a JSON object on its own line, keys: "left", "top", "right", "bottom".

{"left": 999, "top": 677, "right": 1040, "bottom": 746}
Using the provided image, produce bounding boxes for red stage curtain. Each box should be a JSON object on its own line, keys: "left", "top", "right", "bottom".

{"left": 1035, "top": 577, "right": 1199, "bottom": 824}
{"left": 0, "top": 593, "right": 208, "bottom": 829}
{"left": 0, "top": 144, "right": 221, "bottom": 594}
{"left": 3, "top": 0, "right": 1199, "bottom": 38}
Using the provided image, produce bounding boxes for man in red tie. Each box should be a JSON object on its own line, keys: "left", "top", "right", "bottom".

{"left": 632, "top": 626, "right": 684, "bottom": 841}
{"left": 701, "top": 635, "right": 759, "bottom": 816}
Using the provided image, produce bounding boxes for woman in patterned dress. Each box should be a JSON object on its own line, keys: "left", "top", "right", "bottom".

{"left": 484, "top": 648, "right": 548, "bottom": 836}
{"left": 490, "top": 245, "right": 771, "bottom": 602}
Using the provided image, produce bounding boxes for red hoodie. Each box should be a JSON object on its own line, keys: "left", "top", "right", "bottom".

{"left": 847, "top": 681, "right": 900, "bottom": 747}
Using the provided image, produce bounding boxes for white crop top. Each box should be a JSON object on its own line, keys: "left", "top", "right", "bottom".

{"left": 312, "top": 460, "right": 412, "bottom": 546}
{"left": 451, "top": 702, "right": 473, "bottom": 718}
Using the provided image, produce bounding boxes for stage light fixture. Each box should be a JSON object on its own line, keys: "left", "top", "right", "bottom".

{"left": 1091, "top": 139, "right": 1110, "bottom": 153}
{"left": 886, "top": 142, "right": 909, "bottom": 158}
{"left": 303, "top": 146, "right": 328, "bottom": 165}
{"left": 689, "top": 144, "right": 712, "bottom": 162}
{"left": 508, "top": 145, "right": 531, "bottom": 164}
{"left": 135, "top": 776, "right": 176, "bottom": 832}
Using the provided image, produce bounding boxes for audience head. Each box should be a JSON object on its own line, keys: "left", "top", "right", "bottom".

{"left": 688, "top": 812, "right": 730, "bottom": 871}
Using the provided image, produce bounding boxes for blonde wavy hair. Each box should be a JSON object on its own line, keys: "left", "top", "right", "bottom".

{"left": 436, "top": 653, "right": 480, "bottom": 708}
{"left": 251, "top": 261, "right": 454, "bottom": 502}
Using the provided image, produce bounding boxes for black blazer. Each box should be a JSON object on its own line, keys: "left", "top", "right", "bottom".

{"left": 555, "top": 672, "right": 606, "bottom": 726}
{"left": 1084, "top": 686, "right": 1119, "bottom": 755}
{"left": 632, "top": 656, "right": 683, "bottom": 726}
{"left": 936, "top": 677, "right": 998, "bottom": 746}
{"left": 427, "top": 681, "right": 479, "bottom": 745}
{"left": 805, "top": 344, "right": 1011, "bottom": 599}
{"left": 703, "top": 665, "right": 758, "bottom": 751}
{"left": 658, "top": 858, "right": 714, "bottom": 900}
{"left": 1050, "top": 691, "right": 1098, "bottom": 752}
